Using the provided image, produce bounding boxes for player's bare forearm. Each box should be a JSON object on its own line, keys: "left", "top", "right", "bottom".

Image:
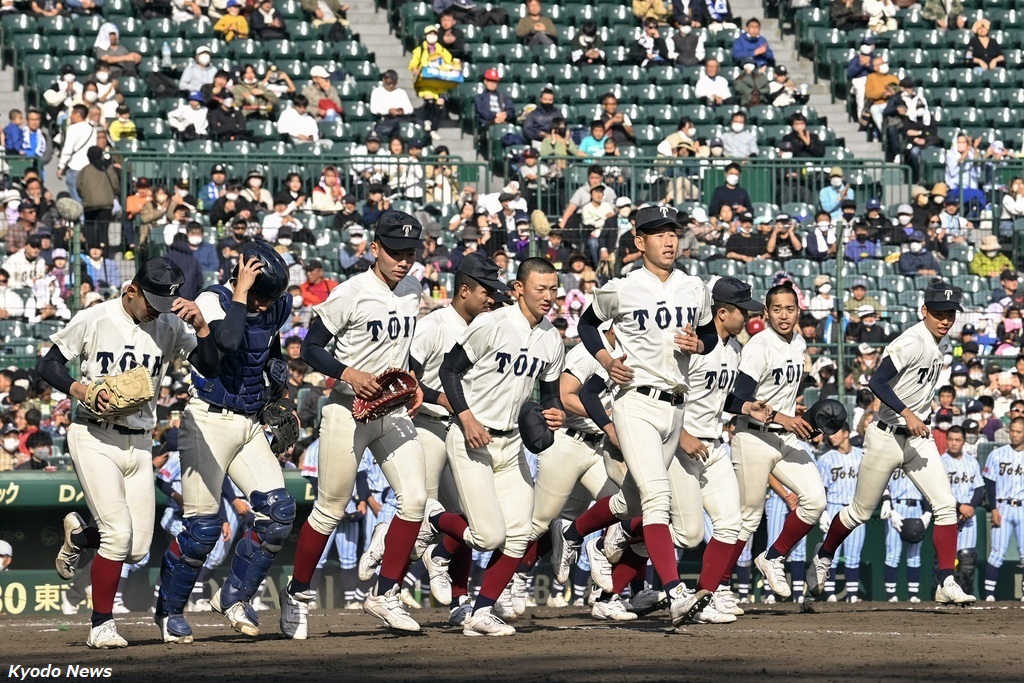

{"left": 767, "top": 474, "right": 788, "bottom": 499}
{"left": 678, "top": 428, "right": 709, "bottom": 461}
{"left": 541, "top": 407, "right": 564, "bottom": 430}
{"left": 561, "top": 392, "right": 588, "bottom": 420}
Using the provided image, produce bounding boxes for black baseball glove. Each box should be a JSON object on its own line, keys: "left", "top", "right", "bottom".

{"left": 261, "top": 397, "right": 300, "bottom": 456}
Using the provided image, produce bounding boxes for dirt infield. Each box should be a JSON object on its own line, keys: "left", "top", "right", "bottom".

{"left": 3, "top": 602, "right": 1024, "bottom": 682}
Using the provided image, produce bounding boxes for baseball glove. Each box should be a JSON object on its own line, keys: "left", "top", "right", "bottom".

{"left": 351, "top": 368, "right": 418, "bottom": 423}
{"left": 261, "top": 397, "right": 300, "bottom": 456}
{"left": 84, "top": 365, "right": 154, "bottom": 419}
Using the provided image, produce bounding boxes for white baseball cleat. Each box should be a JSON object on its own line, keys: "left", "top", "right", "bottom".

{"left": 763, "top": 594, "right": 777, "bottom": 605}
{"left": 754, "top": 552, "right": 792, "bottom": 599}
{"left": 463, "top": 606, "right": 516, "bottom": 636}
{"left": 888, "top": 595, "right": 899, "bottom": 603}
{"left": 56, "top": 512, "right": 87, "bottom": 580}
{"left": 187, "top": 598, "right": 213, "bottom": 613}
{"left": 363, "top": 585, "right": 421, "bottom": 632}
{"left": 908, "top": 596, "right": 921, "bottom": 603}
{"left": 550, "top": 519, "right": 579, "bottom": 586}
{"left": 693, "top": 591, "right": 738, "bottom": 624}
{"left": 510, "top": 572, "right": 528, "bottom": 617}
{"left": 670, "top": 586, "right": 712, "bottom": 627}
{"left": 602, "top": 521, "right": 630, "bottom": 564}
{"left": 87, "top": 620, "right": 128, "bottom": 649}
{"left": 111, "top": 601, "right": 130, "bottom": 614}
{"left": 422, "top": 544, "right": 452, "bottom": 606}
{"left": 826, "top": 595, "right": 838, "bottom": 603}
{"left": 449, "top": 595, "right": 472, "bottom": 626}
{"left": 805, "top": 543, "right": 831, "bottom": 596}
{"left": 280, "top": 586, "right": 315, "bottom": 640}
{"left": 412, "top": 499, "right": 445, "bottom": 560}
{"left": 358, "top": 522, "right": 389, "bottom": 582}
{"left": 251, "top": 596, "right": 270, "bottom": 611}
{"left": 61, "top": 593, "right": 79, "bottom": 615}
{"left": 715, "top": 586, "right": 743, "bottom": 616}
{"left": 848, "top": 595, "right": 861, "bottom": 603}
{"left": 548, "top": 592, "right": 569, "bottom": 608}
{"left": 493, "top": 587, "right": 517, "bottom": 621}
{"left": 935, "top": 576, "right": 976, "bottom": 605}
{"left": 586, "top": 537, "right": 613, "bottom": 594}
{"left": 591, "top": 594, "right": 638, "bottom": 621}
{"left": 211, "top": 589, "right": 260, "bottom": 636}
{"left": 985, "top": 595, "right": 996, "bottom": 602}
{"left": 401, "top": 588, "right": 422, "bottom": 609}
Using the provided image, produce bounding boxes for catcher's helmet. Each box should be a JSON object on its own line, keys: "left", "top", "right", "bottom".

{"left": 519, "top": 401, "right": 554, "bottom": 453}
{"left": 805, "top": 399, "right": 849, "bottom": 436}
{"left": 237, "top": 240, "right": 289, "bottom": 301}
{"left": 899, "top": 517, "right": 927, "bottom": 544}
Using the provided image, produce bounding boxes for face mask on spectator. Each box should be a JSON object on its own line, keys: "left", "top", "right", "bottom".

{"left": 680, "top": 24, "right": 692, "bottom": 35}
{"left": 725, "top": 173, "right": 739, "bottom": 185}
{"left": 743, "top": 63, "right": 754, "bottom": 73}
{"left": 84, "top": 91, "right": 98, "bottom": 103}
{"left": 878, "top": 63, "right": 889, "bottom": 74}
{"left": 909, "top": 242, "right": 923, "bottom": 253}
{"left": 96, "top": 71, "right": 110, "bottom": 84}
{"left": 984, "top": 249, "right": 999, "bottom": 257}
{"left": 969, "top": 371, "right": 983, "bottom": 381}
{"left": 226, "top": 192, "right": 239, "bottom": 201}
{"left": 936, "top": 421, "right": 952, "bottom": 431}
{"left": 898, "top": 214, "right": 912, "bottom": 225}
{"left": 188, "top": 235, "right": 203, "bottom": 246}
{"left": 685, "top": 126, "right": 696, "bottom": 137}
{"left": 62, "top": 73, "right": 75, "bottom": 83}
{"left": 965, "top": 432, "right": 980, "bottom": 444}
{"left": 176, "top": 188, "right": 188, "bottom": 197}
{"left": 197, "top": 54, "right": 211, "bottom": 66}
{"left": 2, "top": 438, "right": 16, "bottom": 452}
{"left": 33, "top": 447, "right": 51, "bottom": 461}
{"left": 426, "top": 34, "right": 438, "bottom": 44}
{"left": 292, "top": 295, "right": 303, "bottom": 308}
{"left": 222, "top": 97, "right": 234, "bottom": 108}
{"left": 731, "top": 122, "right": 744, "bottom": 133}
{"left": 278, "top": 238, "right": 292, "bottom": 246}
{"left": 830, "top": 177, "right": 843, "bottom": 189}
{"left": 816, "top": 221, "right": 830, "bottom": 231}
{"left": 780, "top": 151, "right": 793, "bottom": 158}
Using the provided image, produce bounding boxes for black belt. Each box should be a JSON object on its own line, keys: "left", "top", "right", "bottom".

{"left": 694, "top": 436, "right": 725, "bottom": 447}
{"left": 635, "top": 386, "right": 686, "bottom": 406}
{"left": 894, "top": 499, "right": 921, "bottom": 507}
{"left": 744, "top": 420, "right": 786, "bottom": 434}
{"left": 77, "top": 417, "right": 147, "bottom": 436}
{"left": 208, "top": 403, "right": 260, "bottom": 418}
{"left": 998, "top": 499, "right": 1023, "bottom": 507}
{"left": 877, "top": 420, "right": 911, "bottom": 437}
{"left": 827, "top": 500, "right": 852, "bottom": 506}
{"left": 564, "top": 427, "right": 603, "bottom": 447}
{"left": 487, "top": 427, "right": 515, "bottom": 438}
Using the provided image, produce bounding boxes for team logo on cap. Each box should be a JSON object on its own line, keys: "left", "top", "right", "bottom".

{"left": 402, "top": 225, "right": 413, "bottom": 237}
{"left": 168, "top": 283, "right": 179, "bottom": 296}
{"left": 945, "top": 289, "right": 953, "bottom": 300}
{"left": 660, "top": 206, "right": 671, "bottom": 218}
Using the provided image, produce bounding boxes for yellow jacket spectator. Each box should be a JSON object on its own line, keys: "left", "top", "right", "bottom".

{"left": 108, "top": 105, "right": 137, "bottom": 142}
{"left": 969, "top": 235, "right": 1014, "bottom": 277}
{"left": 214, "top": 0, "right": 250, "bottom": 42}
{"left": 408, "top": 26, "right": 455, "bottom": 100}
{"left": 633, "top": 0, "right": 670, "bottom": 23}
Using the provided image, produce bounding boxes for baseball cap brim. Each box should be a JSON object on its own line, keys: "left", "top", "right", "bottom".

{"left": 473, "top": 274, "right": 509, "bottom": 292}
{"left": 925, "top": 301, "right": 964, "bottom": 312}
{"left": 377, "top": 234, "right": 423, "bottom": 251}
{"left": 141, "top": 289, "right": 178, "bottom": 313}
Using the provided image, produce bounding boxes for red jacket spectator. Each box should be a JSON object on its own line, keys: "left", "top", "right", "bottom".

{"left": 300, "top": 258, "right": 338, "bottom": 306}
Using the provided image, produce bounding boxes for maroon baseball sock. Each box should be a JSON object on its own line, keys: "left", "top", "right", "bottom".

{"left": 450, "top": 544, "right": 472, "bottom": 600}
{"left": 376, "top": 518, "right": 419, "bottom": 595}
{"left": 698, "top": 538, "right": 735, "bottom": 592}
{"left": 433, "top": 511, "right": 469, "bottom": 540}
{"left": 933, "top": 523, "right": 957, "bottom": 582}
{"left": 91, "top": 555, "right": 122, "bottom": 624}
{"left": 566, "top": 496, "right": 617, "bottom": 542}
{"left": 819, "top": 514, "right": 856, "bottom": 560}
{"left": 290, "top": 521, "right": 331, "bottom": 589}
{"left": 473, "top": 551, "right": 522, "bottom": 613}
{"left": 722, "top": 540, "right": 747, "bottom": 586}
{"left": 643, "top": 523, "right": 681, "bottom": 592}
{"left": 611, "top": 547, "right": 648, "bottom": 593}
{"left": 626, "top": 517, "right": 643, "bottom": 536}
{"left": 765, "top": 515, "right": 815, "bottom": 560}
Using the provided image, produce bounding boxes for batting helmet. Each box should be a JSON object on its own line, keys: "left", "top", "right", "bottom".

{"left": 805, "top": 399, "right": 849, "bottom": 436}
{"left": 519, "top": 401, "right": 554, "bottom": 453}
{"left": 899, "top": 517, "right": 927, "bottom": 544}
{"left": 236, "top": 240, "right": 289, "bottom": 301}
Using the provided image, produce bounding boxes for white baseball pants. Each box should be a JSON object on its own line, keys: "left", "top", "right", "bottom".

{"left": 667, "top": 439, "right": 742, "bottom": 548}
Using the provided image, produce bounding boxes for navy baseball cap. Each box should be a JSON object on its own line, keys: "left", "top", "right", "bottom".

{"left": 492, "top": 289, "right": 513, "bottom": 307}
{"left": 375, "top": 210, "right": 424, "bottom": 250}
{"left": 962, "top": 324, "right": 977, "bottom": 335}
{"left": 135, "top": 256, "right": 186, "bottom": 313}
{"left": 713, "top": 277, "right": 764, "bottom": 313}
{"left": 635, "top": 205, "right": 680, "bottom": 234}
{"left": 457, "top": 252, "right": 508, "bottom": 292}
{"left": 923, "top": 281, "right": 964, "bottom": 312}
{"left": 866, "top": 198, "right": 882, "bottom": 210}
{"left": 950, "top": 362, "right": 968, "bottom": 376}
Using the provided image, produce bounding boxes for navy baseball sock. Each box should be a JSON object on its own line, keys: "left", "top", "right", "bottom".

{"left": 735, "top": 564, "right": 751, "bottom": 598}
{"left": 788, "top": 560, "right": 806, "bottom": 599}
{"left": 629, "top": 578, "right": 645, "bottom": 596}
{"left": 845, "top": 566, "right": 860, "bottom": 599}
{"left": 91, "top": 611, "right": 113, "bottom": 627}
{"left": 71, "top": 527, "right": 101, "bottom": 550}
{"left": 907, "top": 566, "right": 921, "bottom": 596}
{"left": 983, "top": 563, "right": 1000, "bottom": 597}
{"left": 570, "top": 565, "right": 588, "bottom": 603}
{"left": 884, "top": 564, "right": 898, "bottom": 597}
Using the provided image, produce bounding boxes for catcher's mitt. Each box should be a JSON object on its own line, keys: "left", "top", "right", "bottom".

{"left": 84, "top": 365, "right": 154, "bottom": 419}
{"left": 352, "top": 368, "right": 418, "bottom": 423}
{"left": 261, "top": 397, "right": 300, "bottom": 456}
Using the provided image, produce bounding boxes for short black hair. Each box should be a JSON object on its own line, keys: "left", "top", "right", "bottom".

{"left": 284, "top": 335, "right": 302, "bottom": 347}
{"left": 938, "top": 385, "right": 955, "bottom": 397}
{"left": 765, "top": 284, "right": 798, "bottom": 308}
{"left": 947, "top": 425, "right": 965, "bottom": 437}
{"left": 590, "top": 119, "right": 604, "bottom": 130}
{"left": 26, "top": 430, "right": 52, "bottom": 449}
{"left": 587, "top": 164, "right": 604, "bottom": 176}
{"left": 454, "top": 270, "right": 486, "bottom": 294}
{"left": 287, "top": 359, "right": 308, "bottom": 374}
{"left": 540, "top": 87, "right": 555, "bottom": 97}
{"left": 516, "top": 257, "right": 557, "bottom": 283}
{"left": 293, "top": 94, "right": 309, "bottom": 107}
{"left": 551, "top": 317, "right": 568, "bottom": 331}
{"left": 725, "top": 163, "right": 741, "bottom": 173}
{"left": 25, "top": 408, "right": 41, "bottom": 427}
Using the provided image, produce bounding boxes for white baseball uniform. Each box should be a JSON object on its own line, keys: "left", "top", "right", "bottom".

{"left": 53, "top": 299, "right": 196, "bottom": 562}
{"left": 307, "top": 269, "right": 427, "bottom": 536}
{"left": 590, "top": 266, "right": 713, "bottom": 526}
{"left": 446, "top": 303, "right": 565, "bottom": 558}
{"left": 838, "top": 322, "right": 958, "bottom": 530}
{"left": 409, "top": 304, "right": 465, "bottom": 510}
{"left": 731, "top": 327, "right": 826, "bottom": 540}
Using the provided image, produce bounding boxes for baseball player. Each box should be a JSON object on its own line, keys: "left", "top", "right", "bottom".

{"left": 807, "top": 282, "right": 976, "bottom": 605}
{"left": 422, "top": 256, "right": 565, "bottom": 636}
{"left": 723, "top": 284, "right": 826, "bottom": 601}
{"left": 940, "top": 425, "right": 984, "bottom": 595}
{"left": 761, "top": 481, "right": 808, "bottom": 603}
{"left": 881, "top": 468, "right": 930, "bottom": 601}
{"left": 46, "top": 257, "right": 213, "bottom": 648}
{"left": 282, "top": 211, "right": 429, "bottom": 638}
{"left": 565, "top": 204, "right": 728, "bottom": 627}
{"left": 815, "top": 424, "right": 865, "bottom": 602}
{"left": 156, "top": 241, "right": 297, "bottom": 643}
{"left": 981, "top": 417, "right": 1024, "bottom": 600}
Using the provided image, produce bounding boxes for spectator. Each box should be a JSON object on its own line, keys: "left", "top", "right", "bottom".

{"left": 300, "top": 258, "right": 338, "bottom": 305}
{"left": 15, "top": 430, "right": 53, "bottom": 471}
{"left": 864, "top": 54, "right": 898, "bottom": 132}
{"left": 808, "top": 277, "right": 836, "bottom": 320}
{"left": 276, "top": 95, "right": 319, "bottom": 145}
{"left": 968, "top": 19, "right": 1004, "bottom": 71}
{"left": 137, "top": 185, "right": 172, "bottom": 245}
{"left": 579, "top": 120, "right": 608, "bottom": 157}
{"left": 362, "top": 184, "right": 390, "bottom": 226}
{"left": 922, "top": 0, "right": 965, "bottom": 29}
{"left": 171, "top": 0, "right": 209, "bottom": 24}
{"left": 1001, "top": 177, "right": 1024, "bottom": 232}
{"left": 937, "top": 197, "right": 968, "bottom": 242}
{"left": 76, "top": 146, "right": 119, "bottom": 248}
{"left": 848, "top": 304, "right": 888, "bottom": 342}
{"left": 523, "top": 87, "right": 561, "bottom": 142}
{"left": 720, "top": 111, "right": 758, "bottom": 157}
{"left": 767, "top": 65, "right": 807, "bottom": 107}
{"left": 539, "top": 117, "right": 582, "bottom": 171}
{"left": 251, "top": 0, "right": 288, "bottom": 39}
{"left": 167, "top": 91, "right": 209, "bottom": 141}
{"left": 18, "top": 109, "right": 51, "bottom": 163}
{"left": 945, "top": 133, "right": 984, "bottom": 206}
{"left": 370, "top": 70, "right": 414, "bottom": 138}
{"left": 309, "top": 165, "right": 345, "bottom": 214}
{"left": 598, "top": 94, "right": 635, "bottom": 146}
{"left": 108, "top": 103, "right": 137, "bottom": 143}
{"left": 819, "top": 166, "right": 854, "bottom": 220}
{"left": 559, "top": 165, "right": 617, "bottom": 231}
{"left": 435, "top": 10, "right": 467, "bottom": 60}
{"left": 732, "top": 18, "right": 774, "bottom": 70}
{"left": 634, "top": 0, "right": 670, "bottom": 22}
{"left": 337, "top": 225, "right": 373, "bottom": 274}
{"left": 708, "top": 163, "right": 753, "bottom": 218}
{"left": 669, "top": 20, "right": 706, "bottom": 67}
{"left": 473, "top": 68, "right": 515, "bottom": 132}
{"left": 208, "top": 92, "right": 252, "bottom": 142}
{"left": 0, "top": 271, "right": 22, "bottom": 321}
{"left": 277, "top": 173, "right": 309, "bottom": 215}
{"left": 241, "top": 169, "right": 273, "bottom": 211}
{"left": 672, "top": 0, "right": 710, "bottom": 27}
{"left": 166, "top": 233, "right": 204, "bottom": 299}
{"left": 301, "top": 0, "right": 347, "bottom": 26}
{"left": 262, "top": 65, "right": 296, "bottom": 101}
{"left": 898, "top": 230, "right": 940, "bottom": 275}
{"left": 570, "top": 21, "right": 605, "bottom": 66}
{"left": 163, "top": 203, "right": 193, "bottom": 245}
{"left": 301, "top": 65, "right": 342, "bottom": 121}
{"left": 56, "top": 104, "right": 95, "bottom": 203}
{"left": 704, "top": 0, "right": 737, "bottom": 31}
{"left": 178, "top": 46, "right": 217, "bottom": 94}
{"left": 848, "top": 38, "right": 875, "bottom": 119}
{"left": 185, "top": 223, "right": 218, "bottom": 273}
{"left": 630, "top": 17, "right": 674, "bottom": 67}
{"left": 805, "top": 211, "right": 837, "bottom": 262}
{"left": 516, "top": 0, "right": 557, "bottom": 46}
{"left": 896, "top": 76, "right": 929, "bottom": 120}
{"left": 216, "top": 218, "right": 249, "bottom": 276}
{"left": 725, "top": 212, "right": 769, "bottom": 262}
{"left": 864, "top": 0, "right": 897, "bottom": 33}
{"left": 733, "top": 59, "right": 771, "bottom": 107}
{"left": 844, "top": 222, "right": 880, "bottom": 262}
{"left": 780, "top": 112, "right": 824, "bottom": 157}
{"left": 970, "top": 236, "right": 1013, "bottom": 277}
{"left": 261, "top": 195, "right": 301, "bottom": 242}
{"left": 844, "top": 280, "right": 882, "bottom": 318}
{"left": 93, "top": 23, "right": 142, "bottom": 80}
{"left": 831, "top": 0, "right": 868, "bottom": 30}
{"left": 234, "top": 64, "right": 280, "bottom": 118}
{"left": 656, "top": 117, "right": 698, "bottom": 157}
{"left": 766, "top": 214, "right": 802, "bottom": 262}
{"left": 579, "top": 185, "right": 615, "bottom": 264}
{"left": 214, "top": 0, "right": 249, "bottom": 41}
{"left": 201, "top": 164, "right": 227, "bottom": 207}
{"left": 695, "top": 58, "right": 733, "bottom": 107}
{"left": 200, "top": 69, "right": 233, "bottom": 105}
{"left": 855, "top": 197, "right": 890, "bottom": 240}
{"left": 3, "top": 235, "right": 46, "bottom": 289}
{"left": 5, "top": 201, "right": 36, "bottom": 255}
{"left": 350, "top": 131, "right": 389, "bottom": 188}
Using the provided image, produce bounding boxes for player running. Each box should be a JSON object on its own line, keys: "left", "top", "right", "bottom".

{"left": 807, "top": 282, "right": 976, "bottom": 605}
{"left": 47, "top": 257, "right": 213, "bottom": 648}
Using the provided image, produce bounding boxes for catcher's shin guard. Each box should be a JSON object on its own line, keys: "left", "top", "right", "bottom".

{"left": 956, "top": 549, "right": 978, "bottom": 594}
{"left": 221, "top": 489, "right": 296, "bottom": 606}
{"left": 158, "top": 515, "right": 222, "bottom": 615}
